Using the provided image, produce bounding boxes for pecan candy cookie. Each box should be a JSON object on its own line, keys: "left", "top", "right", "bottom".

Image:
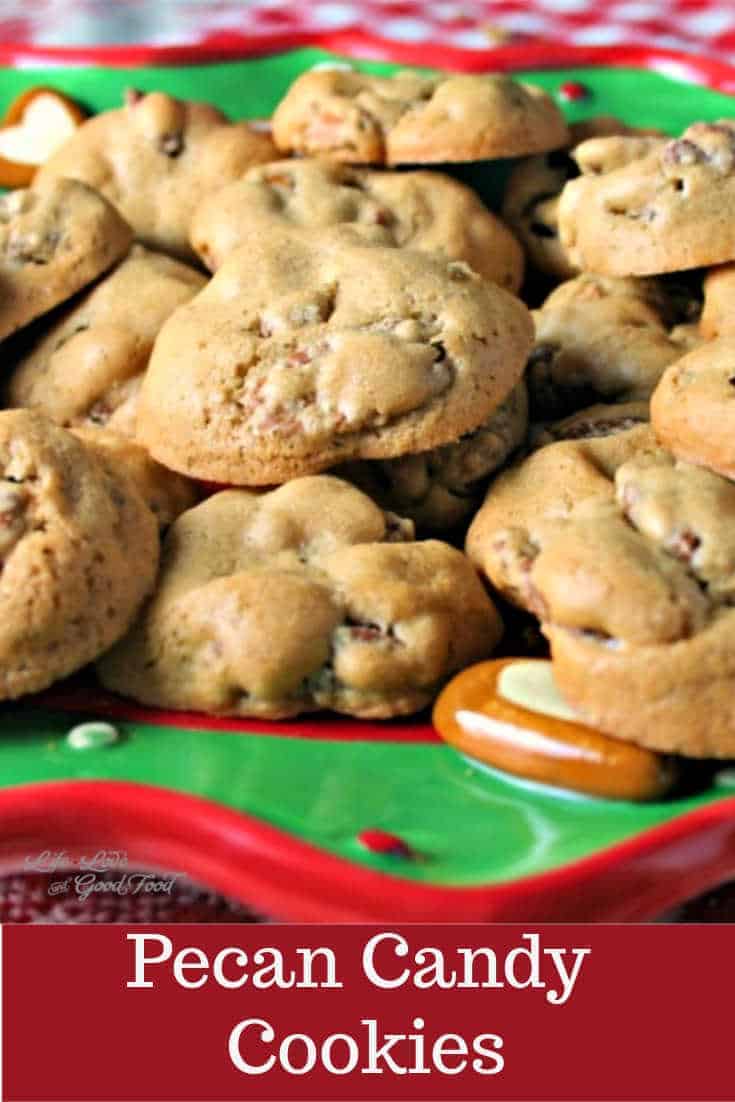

{"left": 502, "top": 118, "right": 662, "bottom": 281}
{"left": 699, "top": 262, "right": 735, "bottom": 339}
{"left": 340, "top": 380, "right": 528, "bottom": 533}
{"left": 0, "top": 410, "right": 158, "bottom": 700}
{"left": 0, "top": 177, "right": 132, "bottom": 342}
{"left": 467, "top": 425, "right": 735, "bottom": 757}
{"left": 137, "top": 232, "right": 533, "bottom": 485}
{"left": 652, "top": 336, "right": 735, "bottom": 481}
{"left": 6, "top": 244, "right": 206, "bottom": 437}
{"left": 527, "top": 272, "right": 700, "bottom": 420}
{"left": 559, "top": 121, "right": 735, "bottom": 275}
{"left": 271, "top": 69, "right": 568, "bottom": 164}
{"left": 98, "top": 476, "right": 502, "bottom": 719}
{"left": 36, "top": 90, "right": 276, "bottom": 260}
{"left": 191, "top": 157, "right": 524, "bottom": 291}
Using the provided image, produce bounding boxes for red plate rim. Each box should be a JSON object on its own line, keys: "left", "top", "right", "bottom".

{"left": 3, "top": 31, "right": 735, "bottom": 920}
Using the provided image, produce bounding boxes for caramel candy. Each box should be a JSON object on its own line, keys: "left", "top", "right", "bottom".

{"left": 433, "top": 658, "right": 678, "bottom": 801}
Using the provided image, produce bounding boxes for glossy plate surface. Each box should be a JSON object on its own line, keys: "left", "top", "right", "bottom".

{"left": 4, "top": 43, "right": 735, "bottom": 919}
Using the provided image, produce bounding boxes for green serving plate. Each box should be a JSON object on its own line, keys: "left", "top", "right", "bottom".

{"left": 2, "top": 38, "right": 735, "bottom": 921}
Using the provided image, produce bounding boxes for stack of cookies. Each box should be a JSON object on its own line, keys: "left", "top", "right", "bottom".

{"left": 2, "top": 66, "right": 734, "bottom": 774}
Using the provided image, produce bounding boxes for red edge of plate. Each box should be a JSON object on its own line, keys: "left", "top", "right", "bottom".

{"left": 2, "top": 30, "right": 735, "bottom": 918}
{"left": 2, "top": 779, "right": 735, "bottom": 921}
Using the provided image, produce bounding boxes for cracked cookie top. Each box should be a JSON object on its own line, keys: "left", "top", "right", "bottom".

{"left": 191, "top": 157, "right": 524, "bottom": 291}
{"left": 339, "top": 379, "right": 528, "bottom": 533}
{"left": 559, "top": 121, "right": 735, "bottom": 275}
{"left": 97, "top": 476, "right": 502, "bottom": 719}
{"left": 6, "top": 244, "right": 206, "bottom": 438}
{"left": 271, "top": 69, "right": 568, "bottom": 165}
{"left": 0, "top": 177, "right": 132, "bottom": 342}
{"left": 36, "top": 90, "right": 276, "bottom": 261}
{"left": 137, "top": 231, "right": 533, "bottom": 485}
{"left": 0, "top": 410, "right": 158, "bottom": 701}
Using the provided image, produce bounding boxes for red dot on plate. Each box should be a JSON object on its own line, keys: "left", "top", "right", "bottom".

{"left": 559, "top": 81, "right": 590, "bottom": 102}
{"left": 358, "top": 828, "right": 412, "bottom": 858}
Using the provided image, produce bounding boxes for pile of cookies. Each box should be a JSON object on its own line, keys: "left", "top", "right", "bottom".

{"left": 2, "top": 66, "right": 734, "bottom": 773}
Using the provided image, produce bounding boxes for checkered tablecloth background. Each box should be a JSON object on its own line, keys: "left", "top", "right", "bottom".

{"left": 2, "top": 0, "right": 735, "bottom": 60}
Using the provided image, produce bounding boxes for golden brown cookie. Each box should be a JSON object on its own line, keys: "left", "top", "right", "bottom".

{"left": 700, "top": 262, "right": 735, "bottom": 338}
{"left": 72, "top": 426, "right": 199, "bottom": 530}
{"left": 466, "top": 425, "right": 735, "bottom": 757}
{"left": 501, "top": 150, "right": 578, "bottom": 282}
{"left": 271, "top": 69, "right": 568, "bottom": 165}
{"left": 137, "top": 232, "right": 533, "bottom": 485}
{"left": 501, "top": 118, "right": 662, "bottom": 281}
{"left": 0, "top": 409, "right": 158, "bottom": 700}
{"left": 97, "top": 477, "right": 502, "bottom": 719}
{"left": 36, "top": 90, "right": 276, "bottom": 260}
{"left": 190, "top": 157, "right": 524, "bottom": 291}
{"left": 5, "top": 244, "right": 206, "bottom": 436}
{"left": 559, "top": 122, "right": 735, "bottom": 275}
{"left": 339, "top": 380, "right": 528, "bottom": 532}
{"left": 0, "top": 177, "right": 132, "bottom": 342}
{"left": 527, "top": 273, "right": 700, "bottom": 419}
{"left": 651, "top": 336, "right": 735, "bottom": 481}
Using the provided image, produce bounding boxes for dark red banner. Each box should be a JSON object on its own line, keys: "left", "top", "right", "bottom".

{"left": 3, "top": 923, "right": 733, "bottom": 1101}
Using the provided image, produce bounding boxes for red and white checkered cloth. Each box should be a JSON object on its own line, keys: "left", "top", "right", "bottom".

{"left": 4, "top": 0, "right": 735, "bottom": 61}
